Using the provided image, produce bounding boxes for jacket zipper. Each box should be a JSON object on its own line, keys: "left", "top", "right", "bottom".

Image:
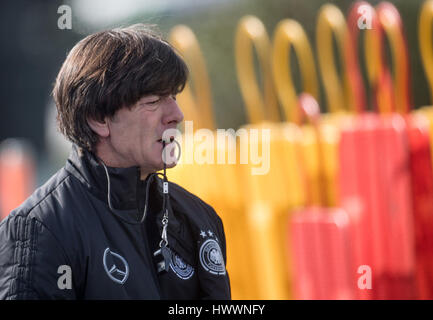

{"left": 136, "top": 169, "right": 162, "bottom": 298}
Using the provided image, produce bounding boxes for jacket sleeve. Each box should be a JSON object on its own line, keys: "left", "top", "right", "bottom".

{"left": 0, "top": 213, "right": 77, "bottom": 300}
{"left": 216, "top": 214, "right": 231, "bottom": 299}
{"left": 198, "top": 208, "right": 232, "bottom": 300}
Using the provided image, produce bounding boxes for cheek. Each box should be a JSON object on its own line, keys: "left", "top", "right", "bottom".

{"left": 115, "top": 111, "right": 162, "bottom": 153}
{"left": 137, "top": 122, "right": 160, "bottom": 155}
{"left": 110, "top": 120, "right": 145, "bottom": 152}
{"left": 112, "top": 125, "right": 136, "bottom": 145}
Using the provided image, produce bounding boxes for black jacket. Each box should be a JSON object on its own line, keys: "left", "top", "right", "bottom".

{"left": 0, "top": 145, "right": 231, "bottom": 299}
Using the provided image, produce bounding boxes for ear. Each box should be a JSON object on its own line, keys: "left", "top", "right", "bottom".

{"left": 87, "top": 117, "right": 110, "bottom": 138}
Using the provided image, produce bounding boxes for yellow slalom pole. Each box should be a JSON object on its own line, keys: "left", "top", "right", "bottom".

{"left": 420, "top": 0, "right": 433, "bottom": 105}
{"left": 272, "top": 19, "right": 319, "bottom": 123}
{"left": 235, "top": 15, "right": 280, "bottom": 123}
{"left": 272, "top": 19, "right": 327, "bottom": 207}
{"left": 268, "top": 18, "right": 322, "bottom": 299}
{"left": 416, "top": 0, "right": 433, "bottom": 161}
{"left": 315, "top": 3, "right": 354, "bottom": 207}
{"left": 316, "top": 4, "right": 350, "bottom": 114}
{"left": 235, "top": 15, "right": 306, "bottom": 299}
{"left": 169, "top": 25, "right": 215, "bottom": 130}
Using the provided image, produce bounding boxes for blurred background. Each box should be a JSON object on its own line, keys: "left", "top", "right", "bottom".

{"left": 2, "top": 0, "right": 433, "bottom": 300}
{"left": 0, "top": 0, "right": 429, "bottom": 185}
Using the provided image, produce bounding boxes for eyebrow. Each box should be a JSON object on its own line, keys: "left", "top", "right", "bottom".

{"left": 138, "top": 95, "right": 160, "bottom": 102}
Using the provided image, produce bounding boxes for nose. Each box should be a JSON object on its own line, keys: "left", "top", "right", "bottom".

{"left": 163, "top": 96, "right": 184, "bottom": 126}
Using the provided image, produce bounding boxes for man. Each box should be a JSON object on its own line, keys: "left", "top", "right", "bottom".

{"left": 0, "top": 24, "right": 231, "bottom": 299}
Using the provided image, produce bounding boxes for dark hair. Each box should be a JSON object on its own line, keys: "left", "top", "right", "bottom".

{"left": 53, "top": 24, "right": 188, "bottom": 151}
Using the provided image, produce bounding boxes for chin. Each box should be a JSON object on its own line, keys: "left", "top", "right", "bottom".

{"left": 146, "top": 159, "right": 177, "bottom": 174}
{"left": 165, "top": 161, "right": 178, "bottom": 169}
{"left": 158, "top": 158, "right": 178, "bottom": 170}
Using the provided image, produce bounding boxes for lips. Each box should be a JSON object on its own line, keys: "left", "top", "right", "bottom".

{"left": 157, "top": 136, "right": 175, "bottom": 144}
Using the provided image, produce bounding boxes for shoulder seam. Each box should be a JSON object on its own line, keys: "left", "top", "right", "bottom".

{"left": 168, "top": 181, "right": 222, "bottom": 224}
{"left": 168, "top": 181, "right": 213, "bottom": 210}
{"left": 0, "top": 172, "right": 71, "bottom": 226}
{"left": 28, "top": 172, "right": 72, "bottom": 215}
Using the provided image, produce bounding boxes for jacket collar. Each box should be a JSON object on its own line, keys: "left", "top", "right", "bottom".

{"left": 65, "top": 144, "right": 161, "bottom": 212}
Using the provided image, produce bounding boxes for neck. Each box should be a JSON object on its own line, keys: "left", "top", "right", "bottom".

{"left": 140, "top": 169, "right": 150, "bottom": 181}
{"left": 93, "top": 141, "right": 132, "bottom": 168}
{"left": 93, "top": 141, "right": 154, "bottom": 181}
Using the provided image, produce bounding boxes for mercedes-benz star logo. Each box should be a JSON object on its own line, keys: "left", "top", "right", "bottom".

{"left": 103, "top": 247, "right": 129, "bottom": 284}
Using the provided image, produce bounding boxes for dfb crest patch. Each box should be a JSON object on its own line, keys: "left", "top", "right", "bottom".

{"left": 169, "top": 248, "right": 195, "bottom": 280}
{"left": 199, "top": 238, "right": 226, "bottom": 275}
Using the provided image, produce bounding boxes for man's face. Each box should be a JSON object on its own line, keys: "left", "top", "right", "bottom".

{"left": 104, "top": 94, "right": 184, "bottom": 173}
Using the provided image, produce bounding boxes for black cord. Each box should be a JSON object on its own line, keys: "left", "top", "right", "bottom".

{"left": 100, "top": 141, "right": 170, "bottom": 227}
{"left": 140, "top": 141, "right": 169, "bottom": 227}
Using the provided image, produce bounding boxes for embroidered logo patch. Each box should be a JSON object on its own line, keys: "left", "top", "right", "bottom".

{"left": 199, "top": 238, "right": 226, "bottom": 275}
{"left": 103, "top": 247, "right": 129, "bottom": 284}
{"left": 169, "top": 249, "right": 195, "bottom": 280}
